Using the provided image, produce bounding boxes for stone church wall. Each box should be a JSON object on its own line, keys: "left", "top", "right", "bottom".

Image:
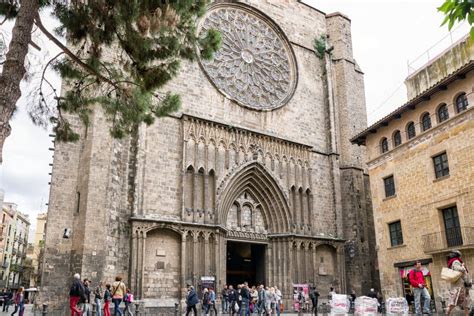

{"left": 39, "top": 0, "right": 379, "bottom": 311}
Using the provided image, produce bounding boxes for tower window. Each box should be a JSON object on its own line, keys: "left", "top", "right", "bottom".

{"left": 455, "top": 93, "right": 468, "bottom": 113}
{"left": 437, "top": 103, "right": 449, "bottom": 123}
{"left": 421, "top": 113, "right": 431, "bottom": 131}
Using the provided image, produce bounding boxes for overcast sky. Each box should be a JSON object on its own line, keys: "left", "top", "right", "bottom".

{"left": 0, "top": 1, "right": 469, "bottom": 231}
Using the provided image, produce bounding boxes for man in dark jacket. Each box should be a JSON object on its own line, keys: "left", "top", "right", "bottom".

{"left": 310, "top": 287, "right": 320, "bottom": 315}
{"left": 81, "top": 279, "right": 91, "bottom": 316}
{"left": 256, "top": 285, "right": 265, "bottom": 315}
{"left": 3, "top": 289, "right": 12, "bottom": 312}
{"left": 221, "top": 285, "right": 229, "bottom": 313}
{"left": 186, "top": 285, "right": 199, "bottom": 316}
{"left": 240, "top": 283, "right": 251, "bottom": 316}
{"left": 69, "top": 273, "right": 85, "bottom": 316}
{"left": 228, "top": 285, "right": 237, "bottom": 316}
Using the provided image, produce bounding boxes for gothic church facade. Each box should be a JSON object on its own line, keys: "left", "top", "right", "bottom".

{"left": 41, "top": 0, "right": 378, "bottom": 311}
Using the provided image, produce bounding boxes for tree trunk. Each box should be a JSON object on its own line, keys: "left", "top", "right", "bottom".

{"left": 0, "top": 0, "right": 39, "bottom": 163}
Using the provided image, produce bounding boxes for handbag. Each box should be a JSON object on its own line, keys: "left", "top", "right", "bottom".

{"left": 441, "top": 267, "right": 462, "bottom": 283}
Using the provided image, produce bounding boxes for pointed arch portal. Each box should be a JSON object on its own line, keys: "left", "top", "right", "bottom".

{"left": 217, "top": 161, "right": 292, "bottom": 233}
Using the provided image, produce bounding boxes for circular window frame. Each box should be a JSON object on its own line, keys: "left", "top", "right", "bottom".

{"left": 197, "top": 2, "right": 299, "bottom": 112}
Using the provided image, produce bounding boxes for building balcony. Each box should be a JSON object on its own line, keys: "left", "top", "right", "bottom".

{"left": 422, "top": 226, "right": 474, "bottom": 254}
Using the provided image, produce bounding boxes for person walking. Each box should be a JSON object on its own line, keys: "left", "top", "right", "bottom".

{"left": 264, "top": 287, "right": 276, "bottom": 316}
{"left": 202, "top": 288, "right": 210, "bottom": 316}
{"left": 94, "top": 282, "right": 104, "bottom": 316}
{"left": 82, "top": 279, "right": 92, "bottom": 316}
{"left": 70, "top": 273, "right": 85, "bottom": 316}
{"left": 240, "top": 283, "right": 250, "bottom": 316}
{"left": 446, "top": 250, "right": 471, "bottom": 316}
{"left": 103, "top": 284, "right": 112, "bottom": 316}
{"left": 274, "top": 286, "right": 282, "bottom": 316}
{"left": 228, "top": 285, "right": 237, "bottom": 316}
{"left": 250, "top": 286, "right": 258, "bottom": 314}
{"left": 221, "top": 285, "right": 229, "bottom": 314}
{"left": 123, "top": 288, "right": 134, "bottom": 316}
{"left": 256, "top": 285, "right": 265, "bottom": 316}
{"left": 310, "top": 287, "right": 320, "bottom": 315}
{"left": 185, "top": 285, "right": 199, "bottom": 316}
{"left": 11, "top": 287, "right": 24, "bottom": 316}
{"left": 209, "top": 288, "right": 218, "bottom": 316}
{"left": 3, "top": 288, "right": 12, "bottom": 312}
{"left": 408, "top": 260, "right": 432, "bottom": 316}
{"left": 111, "top": 276, "right": 126, "bottom": 316}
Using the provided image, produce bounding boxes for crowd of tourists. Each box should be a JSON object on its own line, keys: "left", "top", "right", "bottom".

{"left": 186, "top": 282, "right": 288, "bottom": 316}
{"left": 69, "top": 274, "right": 133, "bottom": 316}
{"left": 0, "top": 287, "right": 25, "bottom": 316}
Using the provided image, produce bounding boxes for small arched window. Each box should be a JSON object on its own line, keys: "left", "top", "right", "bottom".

{"left": 421, "top": 113, "right": 432, "bottom": 131}
{"left": 437, "top": 103, "right": 449, "bottom": 123}
{"left": 455, "top": 93, "right": 468, "bottom": 113}
{"left": 406, "top": 122, "right": 416, "bottom": 139}
{"left": 380, "top": 137, "right": 389, "bottom": 153}
{"left": 393, "top": 130, "right": 402, "bottom": 147}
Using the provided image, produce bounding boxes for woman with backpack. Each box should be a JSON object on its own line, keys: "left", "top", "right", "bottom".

{"left": 123, "top": 288, "right": 134, "bottom": 316}
{"left": 103, "top": 284, "right": 112, "bottom": 316}
{"left": 111, "top": 276, "right": 127, "bottom": 316}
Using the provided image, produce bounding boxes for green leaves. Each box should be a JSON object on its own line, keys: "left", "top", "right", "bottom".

{"left": 438, "top": 0, "right": 474, "bottom": 39}
{"left": 33, "top": 0, "right": 222, "bottom": 142}
{"left": 314, "top": 35, "right": 327, "bottom": 59}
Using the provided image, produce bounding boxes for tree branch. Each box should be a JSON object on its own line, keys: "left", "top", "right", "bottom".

{"left": 34, "top": 13, "right": 118, "bottom": 89}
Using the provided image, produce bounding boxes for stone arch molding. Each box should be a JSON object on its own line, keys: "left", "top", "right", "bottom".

{"left": 216, "top": 161, "right": 292, "bottom": 233}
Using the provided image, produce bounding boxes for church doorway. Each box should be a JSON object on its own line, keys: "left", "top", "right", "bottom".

{"left": 226, "top": 241, "right": 266, "bottom": 287}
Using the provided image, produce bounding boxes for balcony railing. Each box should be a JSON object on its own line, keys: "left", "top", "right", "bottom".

{"left": 422, "top": 226, "right": 474, "bottom": 254}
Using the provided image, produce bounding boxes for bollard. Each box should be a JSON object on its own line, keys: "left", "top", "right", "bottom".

{"left": 175, "top": 302, "right": 179, "bottom": 316}
{"left": 42, "top": 303, "right": 48, "bottom": 316}
{"left": 92, "top": 302, "right": 97, "bottom": 316}
{"left": 135, "top": 303, "right": 140, "bottom": 316}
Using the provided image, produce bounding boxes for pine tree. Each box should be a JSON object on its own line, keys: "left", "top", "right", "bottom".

{"left": 0, "top": 0, "right": 221, "bottom": 162}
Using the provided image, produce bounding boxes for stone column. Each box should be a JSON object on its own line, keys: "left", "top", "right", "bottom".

{"left": 130, "top": 229, "right": 138, "bottom": 294}
{"left": 140, "top": 231, "right": 147, "bottom": 298}
{"left": 266, "top": 242, "right": 273, "bottom": 286}
{"left": 193, "top": 231, "right": 198, "bottom": 285}
{"left": 204, "top": 232, "right": 210, "bottom": 275}
{"left": 215, "top": 233, "right": 220, "bottom": 288}
{"left": 288, "top": 240, "right": 294, "bottom": 291}
{"left": 194, "top": 173, "right": 201, "bottom": 223}
{"left": 337, "top": 246, "right": 347, "bottom": 293}
{"left": 204, "top": 175, "right": 209, "bottom": 224}
{"left": 181, "top": 231, "right": 187, "bottom": 289}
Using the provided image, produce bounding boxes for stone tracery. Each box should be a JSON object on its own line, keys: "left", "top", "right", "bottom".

{"left": 199, "top": 4, "right": 297, "bottom": 110}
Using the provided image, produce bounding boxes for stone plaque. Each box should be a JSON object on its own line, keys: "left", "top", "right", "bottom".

{"left": 199, "top": 3, "right": 297, "bottom": 110}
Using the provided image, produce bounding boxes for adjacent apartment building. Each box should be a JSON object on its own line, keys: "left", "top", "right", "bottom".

{"left": 0, "top": 202, "right": 31, "bottom": 288}
{"left": 351, "top": 35, "right": 474, "bottom": 311}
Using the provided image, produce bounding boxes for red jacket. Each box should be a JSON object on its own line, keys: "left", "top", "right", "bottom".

{"left": 408, "top": 269, "right": 426, "bottom": 288}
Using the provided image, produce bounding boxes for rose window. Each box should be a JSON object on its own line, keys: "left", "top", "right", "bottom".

{"left": 199, "top": 4, "right": 297, "bottom": 110}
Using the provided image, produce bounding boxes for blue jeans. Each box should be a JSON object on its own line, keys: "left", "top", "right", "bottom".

{"left": 113, "top": 298, "right": 123, "bottom": 316}
{"left": 95, "top": 298, "right": 102, "bottom": 316}
{"left": 413, "top": 287, "right": 431, "bottom": 315}
{"left": 240, "top": 299, "right": 249, "bottom": 316}
{"left": 222, "top": 298, "right": 228, "bottom": 312}
{"left": 275, "top": 302, "right": 280, "bottom": 316}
